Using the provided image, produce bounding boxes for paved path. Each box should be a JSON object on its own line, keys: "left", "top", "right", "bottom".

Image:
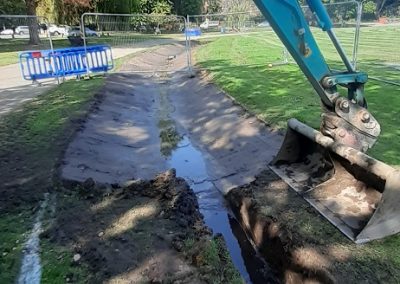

{"left": 0, "top": 64, "right": 56, "bottom": 117}
{"left": 0, "top": 49, "right": 132, "bottom": 117}
{"left": 0, "top": 42, "right": 187, "bottom": 117}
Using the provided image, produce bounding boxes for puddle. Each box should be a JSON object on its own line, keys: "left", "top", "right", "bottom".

{"left": 157, "top": 84, "right": 183, "bottom": 157}
{"left": 156, "top": 80, "right": 277, "bottom": 283}
{"left": 168, "top": 137, "right": 277, "bottom": 284}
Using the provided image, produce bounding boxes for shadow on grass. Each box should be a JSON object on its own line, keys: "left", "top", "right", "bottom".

{"left": 0, "top": 77, "right": 105, "bottom": 283}
{"left": 40, "top": 174, "right": 244, "bottom": 284}
{"left": 195, "top": 57, "right": 400, "bottom": 166}
{"left": 0, "top": 78, "right": 105, "bottom": 213}
{"left": 227, "top": 169, "right": 400, "bottom": 283}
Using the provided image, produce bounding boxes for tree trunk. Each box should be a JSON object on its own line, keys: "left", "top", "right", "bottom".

{"left": 375, "top": 0, "right": 388, "bottom": 19}
{"left": 26, "top": 0, "right": 40, "bottom": 45}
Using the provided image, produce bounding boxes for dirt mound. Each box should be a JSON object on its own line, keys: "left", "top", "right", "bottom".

{"left": 119, "top": 42, "right": 189, "bottom": 72}
{"left": 227, "top": 170, "right": 336, "bottom": 284}
{"left": 43, "top": 170, "right": 242, "bottom": 283}
{"left": 227, "top": 168, "right": 400, "bottom": 284}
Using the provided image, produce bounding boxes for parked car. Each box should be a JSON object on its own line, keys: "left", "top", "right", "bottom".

{"left": 48, "top": 24, "right": 68, "bottom": 36}
{"left": 68, "top": 26, "right": 98, "bottom": 37}
{"left": 138, "top": 25, "right": 147, "bottom": 32}
{"left": 84, "top": 27, "right": 98, "bottom": 37}
{"left": 67, "top": 26, "right": 81, "bottom": 37}
{"left": 0, "top": 29, "right": 14, "bottom": 35}
{"left": 15, "top": 26, "right": 29, "bottom": 35}
{"left": 257, "top": 21, "right": 270, "bottom": 27}
{"left": 200, "top": 19, "right": 219, "bottom": 29}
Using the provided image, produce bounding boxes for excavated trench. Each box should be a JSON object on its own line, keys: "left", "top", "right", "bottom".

{"left": 60, "top": 44, "right": 310, "bottom": 283}
{"left": 152, "top": 74, "right": 281, "bottom": 283}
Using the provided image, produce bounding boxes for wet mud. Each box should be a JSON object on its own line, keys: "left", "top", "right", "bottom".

{"left": 47, "top": 170, "right": 242, "bottom": 283}
{"left": 227, "top": 170, "right": 337, "bottom": 284}
{"left": 61, "top": 44, "right": 283, "bottom": 282}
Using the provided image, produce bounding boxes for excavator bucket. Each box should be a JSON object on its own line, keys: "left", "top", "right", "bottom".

{"left": 270, "top": 118, "right": 400, "bottom": 244}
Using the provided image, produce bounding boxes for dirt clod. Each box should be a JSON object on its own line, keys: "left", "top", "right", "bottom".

{"left": 45, "top": 170, "right": 240, "bottom": 283}
{"left": 73, "top": 254, "right": 81, "bottom": 262}
{"left": 83, "top": 178, "right": 95, "bottom": 190}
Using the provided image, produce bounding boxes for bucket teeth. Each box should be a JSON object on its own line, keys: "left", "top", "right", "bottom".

{"left": 270, "top": 119, "right": 400, "bottom": 243}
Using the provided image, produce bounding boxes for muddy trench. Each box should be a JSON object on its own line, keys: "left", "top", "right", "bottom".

{"left": 155, "top": 77, "right": 280, "bottom": 283}
{"left": 60, "top": 44, "right": 301, "bottom": 283}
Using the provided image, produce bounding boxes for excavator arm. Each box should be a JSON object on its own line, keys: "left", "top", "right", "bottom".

{"left": 253, "top": 0, "right": 400, "bottom": 243}
{"left": 253, "top": 0, "right": 380, "bottom": 151}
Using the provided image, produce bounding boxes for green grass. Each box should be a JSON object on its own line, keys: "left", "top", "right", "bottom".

{"left": 0, "top": 37, "right": 69, "bottom": 66}
{"left": 41, "top": 240, "right": 88, "bottom": 284}
{"left": 197, "top": 23, "right": 400, "bottom": 283}
{"left": 5, "top": 79, "right": 104, "bottom": 147}
{"left": 0, "top": 77, "right": 104, "bottom": 283}
{"left": 0, "top": 211, "right": 32, "bottom": 283}
{"left": 195, "top": 26, "right": 400, "bottom": 166}
{"left": 183, "top": 236, "right": 244, "bottom": 284}
{"left": 0, "top": 51, "right": 21, "bottom": 66}
{"left": 253, "top": 175, "right": 400, "bottom": 283}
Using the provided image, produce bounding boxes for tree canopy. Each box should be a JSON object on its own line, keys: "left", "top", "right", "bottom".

{"left": 0, "top": 0, "right": 398, "bottom": 25}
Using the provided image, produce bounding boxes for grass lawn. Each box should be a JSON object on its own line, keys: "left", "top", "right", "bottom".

{"left": 0, "top": 37, "right": 70, "bottom": 66}
{"left": 196, "top": 26, "right": 400, "bottom": 282}
{"left": 0, "top": 77, "right": 104, "bottom": 283}
{"left": 195, "top": 26, "right": 400, "bottom": 166}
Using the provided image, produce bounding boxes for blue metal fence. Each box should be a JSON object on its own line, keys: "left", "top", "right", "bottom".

{"left": 19, "top": 45, "right": 114, "bottom": 81}
{"left": 185, "top": 28, "right": 201, "bottom": 37}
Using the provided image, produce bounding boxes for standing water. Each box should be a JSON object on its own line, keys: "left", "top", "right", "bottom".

{"left": 168, "top": 137, "right": 278, "bottom": 283}
{"left": 157, "top": 80, "right": 278, "bottom": 283}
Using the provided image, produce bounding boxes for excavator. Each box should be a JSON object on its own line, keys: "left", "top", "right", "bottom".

{"left": 251, "top": 0, "right": 400, "bottom": 243}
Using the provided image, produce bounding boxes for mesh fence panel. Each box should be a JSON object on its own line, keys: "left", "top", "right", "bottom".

{"left": 301, "top": 1, "right": 399, "bottom": 85}
{"left": 0, "top": 15, "right": 53, "bottom": 65}
{"left": 358, "top": 4, "right": 400, "bottom": 84}
{"left": 188, "top": 11, "right": 289, "bottom": 68}
{"left": 81, "top": 13, "right": 190, "bottom": 73}
{"left": 188, "top": 11, "right": 260, "bottom": 32}
{"left": 191, "top": 2, "right": 399, "bottom": 85}
{"left": 300, "top": 1, "right": 359, "bottom": 68}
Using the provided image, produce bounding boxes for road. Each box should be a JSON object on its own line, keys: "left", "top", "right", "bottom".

{"left": 0, "top": 47, "right": 149, "bottom": 117}
{"left": 0, "top": 63, "right": 56, "bottom": 117}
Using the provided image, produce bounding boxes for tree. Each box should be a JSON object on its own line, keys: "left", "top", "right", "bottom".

{"left": 375, "top": 0, "right": 388, "bottom": 18}
{"left": 96, "top": 0, "right": 138, "bottom": 14}
{"left": 152, "top": 0, "right": 172, "bottom": 14}
{"left": 0, "top": 0, "right": 26, "bottom": 14}
{"left": 25, "top": 0, "right": 41, "bottom": 45}
{"left": 138, "top": 0, "right": 172, "bottom": 14}
{"left": 374, "top": 0, "right": 400, "bottom": 18}
{"left": 207, "top": 0, "right": 222, "bottom": 14}
{"left": 179, "top": 0, "right": 203, "bottom": 15}
{"left": 0, "top": 0, "right": 26, "bottom": 39}
{"left": 221, "top": 0, "right": 254, "bottom": 13}
{"left": 62, "top": 0, "right": 93, "bottom": 25}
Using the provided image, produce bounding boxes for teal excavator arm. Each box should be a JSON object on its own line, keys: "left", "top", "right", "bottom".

{"left": 253, "top": 0, "right": 380, "bottom": 151}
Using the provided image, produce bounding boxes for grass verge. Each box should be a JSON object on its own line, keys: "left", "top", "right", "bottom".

{"left": 0, "top": 210, "right": 32, "bottom": 283}
{"left": 183, "top": 235, "right": 243, "bottom": 284}
{"left": 195, "top": 33, "right": 400, "bottom": 166}
{"left": 196, "top": 27, "right": 400, "bottom": 282}
{"left": 0, "top": 77, "right": 104, "bottom": 283}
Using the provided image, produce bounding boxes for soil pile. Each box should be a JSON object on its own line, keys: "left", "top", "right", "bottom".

{"left": 43, "top": 170, "right": 242, "bottom": 283}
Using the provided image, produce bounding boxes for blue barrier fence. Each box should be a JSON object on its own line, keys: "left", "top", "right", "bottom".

{"left": 185, "top": 28, "right": 201, "bottom": 37}
{"left": 19, "top": 45, "right": 114, "bottom": 81}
